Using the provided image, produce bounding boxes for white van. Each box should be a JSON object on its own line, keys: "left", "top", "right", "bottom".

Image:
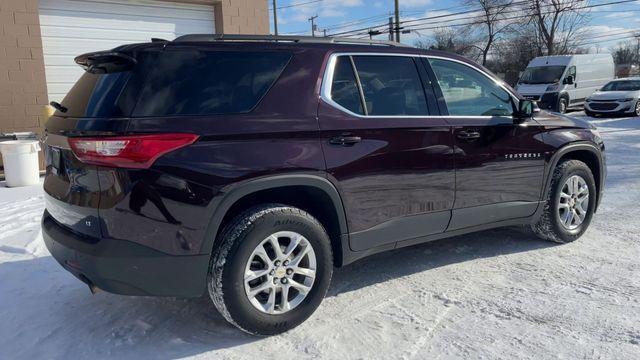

{"left": 515, "top": 54, "right": 614, "bottom": 113}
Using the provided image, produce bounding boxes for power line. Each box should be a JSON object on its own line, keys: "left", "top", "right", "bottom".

{"left": 323, "top": 1, "right": 481, "bottom": 32}
{"left": 323, "top": 13, "right": 393, "bottom": 31}
{"left": 574, "top": 35, "right": 639, "bottom": 47}
{"left": 330, "top": 0, "right": 532, "bottom": 36}
{"left": 332, "top": 0, "right": 640, "bottom": 37}
{"left": 269, "top": 0, "right": 323, "bottom": 10}
{"left": 402, "top": 0, "right": 640, "bottom": 34}
{"left": 405, "top": 0, "right": 640, "bottom": 30}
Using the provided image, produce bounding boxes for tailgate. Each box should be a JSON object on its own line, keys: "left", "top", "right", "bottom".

{"left": 43, "top": 131, "right": 103, "bottom": 238}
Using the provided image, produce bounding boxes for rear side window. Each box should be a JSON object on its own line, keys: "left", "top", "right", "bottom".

{"left": 330, "top": 56, "right": 364, "bottom": 115}
{"left": 133, "top": 50, "right": 291, "bottom": 116}
{"left": 352, "top": 56, "right": 428, "bottom": 116}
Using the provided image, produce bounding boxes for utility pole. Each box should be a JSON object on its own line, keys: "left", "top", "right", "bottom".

{"left": 308, "top": 15, "right": 318, "bottom": 37}
{"left": 272, "top": 0, "right": 278, "bottom": 36}
{"left": 388, "top": 17, "right": 394, "bottom": 41}
{"left": 394, "top": 0, "right": 400, "bottom": 42}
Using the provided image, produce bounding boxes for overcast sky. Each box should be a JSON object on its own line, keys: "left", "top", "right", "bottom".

{"left": 270, "top": 0, "right": 640, "bottom": 52}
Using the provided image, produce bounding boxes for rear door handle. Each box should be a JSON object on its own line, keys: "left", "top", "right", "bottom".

{"left": 329, "top": 135, "right": 361, "bottom": 146}
{"left": 456, "top": 130, "right": 481, "bottom": 141}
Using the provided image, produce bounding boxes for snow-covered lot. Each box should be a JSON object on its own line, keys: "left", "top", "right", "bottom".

{"left": 1, "top": 113, "right": 639, "bottom": 359}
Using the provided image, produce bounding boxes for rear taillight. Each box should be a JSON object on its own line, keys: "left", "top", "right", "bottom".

{"left": 68, "top": 133, "right": 198, "bottom": 169}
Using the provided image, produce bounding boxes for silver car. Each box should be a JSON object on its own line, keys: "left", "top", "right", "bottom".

{"left": 585, "top": 78, "right": 640, "bottom": 117}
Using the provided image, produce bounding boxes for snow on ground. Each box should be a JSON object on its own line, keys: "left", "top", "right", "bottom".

{"left": 1, "top": 113, "right": 639, "bottom": 359}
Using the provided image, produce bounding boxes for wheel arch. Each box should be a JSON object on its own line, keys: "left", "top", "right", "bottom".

{"left": 201, "top": 174, "right": 350, "bottom": 266}
{"left": 544, "top": 142, "right": 604, "bottom": 212}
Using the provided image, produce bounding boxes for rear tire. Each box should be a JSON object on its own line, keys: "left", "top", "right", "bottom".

{"left": 532, "top": 160, "right": 596, "bottom": 243}
{"left": 208, "top": 204, "right": 333, "bottom": 335}
{"left": 633, "top": 100, "right": 640, "bottom": 117}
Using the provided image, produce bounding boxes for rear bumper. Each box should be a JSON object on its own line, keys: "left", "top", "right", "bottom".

{"left": 42, "top": 210, "right": 210, "bottom": 297}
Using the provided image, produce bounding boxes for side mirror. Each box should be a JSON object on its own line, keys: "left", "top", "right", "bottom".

{"left": 563, "top": 75, "right": 574, "bottom": 85}
{"left": 514, "top": 99, "right": 537, "bottom": 122}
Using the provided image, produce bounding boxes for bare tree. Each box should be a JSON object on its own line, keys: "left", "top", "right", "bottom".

{"left": 488, "top": 26, "right": 544, "bottom": 85}
{"left": 416, "top": 28, "right": 478, "bottom": 59}
{"left": 611, "top": 41, "right": 639, "bottom": 65}
{"left": 465, "top": 0, "right": 515, "bottom": 65}
{"left": 527, "top": 0, "right": 590, "bottom": 55}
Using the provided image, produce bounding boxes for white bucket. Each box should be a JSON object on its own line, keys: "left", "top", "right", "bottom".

{"left": 0, "top": 140, "right": 41, "bottom": 187}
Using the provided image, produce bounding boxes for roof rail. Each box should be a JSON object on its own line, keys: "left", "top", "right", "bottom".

{"left": 172, "top": 34, "right": 410, "bottom": 47}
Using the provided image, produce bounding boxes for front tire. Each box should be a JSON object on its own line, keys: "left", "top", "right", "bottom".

{"left": 208, "top": 205, "right": 333, "bottom": 335}
{"left": 558, "top": 97, "right": 568, "bottom": 114}
{"left": 632, "top": 100, "right": 640, "bottom": 117}
{"left": 532, "top": 160, "right": 596, "bottom": 243}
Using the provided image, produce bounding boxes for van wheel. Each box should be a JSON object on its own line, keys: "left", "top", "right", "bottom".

{"left": 532, "top": 160, "right": 596, "bottom": 243}
{"left": 558, "top": 97, "right": 568, "bottom": 114}
{"left": 208, "top": 204, "right": 333, "bottom": 335}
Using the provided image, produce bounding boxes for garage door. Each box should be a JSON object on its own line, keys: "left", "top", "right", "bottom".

{"left": 39, "top": 0, "right": 215, "bottom": 102}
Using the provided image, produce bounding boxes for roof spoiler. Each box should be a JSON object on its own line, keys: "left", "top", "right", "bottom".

{"left": 74, "top": 51, "right": 137, "bottom": 74}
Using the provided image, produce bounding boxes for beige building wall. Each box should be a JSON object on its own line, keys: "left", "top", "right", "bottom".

{"left": 215, "top": 0, "right": 269, "bottom": 35}
{"left": 0, "top": 0, "right": 48, "bottom": 136}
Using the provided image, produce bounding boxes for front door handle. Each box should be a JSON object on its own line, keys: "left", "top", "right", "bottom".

{"left": 329, "top": 135, "right": 362, "bottom": 146}
{"left": 456, "top": 130, "right": 481, "bottom": 141}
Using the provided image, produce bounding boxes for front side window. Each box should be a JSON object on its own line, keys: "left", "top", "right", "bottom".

{"left": 566, "top": 66, "right": 576, "bottom": 81}
{"left": 429, "top": 59, "right": 513, "bottom": 117}
{"left": 352, "top": 56, "right": 429, "bottom": 116}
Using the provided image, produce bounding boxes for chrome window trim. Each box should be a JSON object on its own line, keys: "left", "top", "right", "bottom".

{"left": 320, "top": 52, "right": 520, "bottom": 119}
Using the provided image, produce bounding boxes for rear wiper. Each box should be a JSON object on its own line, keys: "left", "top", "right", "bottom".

{"left": 50, "top": 101, "right": 68, "bottom": 113}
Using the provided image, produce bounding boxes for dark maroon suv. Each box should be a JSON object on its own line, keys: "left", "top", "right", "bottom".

{"left": 42, "top": 35, "right": 605, "bottom": 335}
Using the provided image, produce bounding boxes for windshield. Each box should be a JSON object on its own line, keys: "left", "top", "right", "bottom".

{"left": 519, "top": 66, "right": 566, "bottom": 84}
{"left": 601, "top": 80, "right": 640, "bottom": 91}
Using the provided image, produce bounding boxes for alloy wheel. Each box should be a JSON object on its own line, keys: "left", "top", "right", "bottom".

{"left": 557, "top": 175, "right": 589, "bottom": 230}
{"left": 243, "top": 231, "right": 317, "bottom": 314}
{"left": 635, "top": 100, "right": 640, "bottom": 117}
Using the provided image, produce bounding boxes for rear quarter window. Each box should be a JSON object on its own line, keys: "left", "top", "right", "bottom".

{"left": 132, "top": 50, "right": 292, "bottom": 117}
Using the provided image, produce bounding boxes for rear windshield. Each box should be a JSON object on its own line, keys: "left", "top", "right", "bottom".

{"left": 57, "top": 52, "right": 151, "bottom": 118}
{"left": 56, "top": 50, "right": 292, "bottom": 118}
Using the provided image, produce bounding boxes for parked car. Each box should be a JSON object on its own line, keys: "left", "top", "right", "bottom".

{"left": 515, "top": 54, "right": 614, "bottom": 113}
{"left": 42, "top": 35, "right": 606, "bottom": 335}
{"left": 585, "top": 77, "right": 640, "bottom": 117}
